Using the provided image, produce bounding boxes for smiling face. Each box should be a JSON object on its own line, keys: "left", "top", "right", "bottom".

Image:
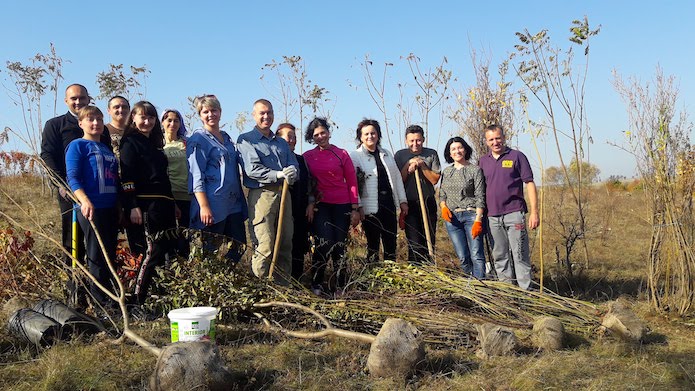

{"left": 252, "top": 101, "right": 274, "bottom": 132}
{"left": 65, "top": 85, "right": 90, "bottom": 115}
{"left": 405, "top": 132, "right": 424, "bottom": 155}
{"left": 312, "top": 126, "right": 330, "bottom": 149}
{"left": 485, "top": 129, "right": 506, "bottom": 156}
{"left": 132, "top": 109, "right": 156, "bottom": 136}
{"left": 79, "top": 113, "right": 104, "bottom": 141}
{"left": 360, "top": 125, "right": 379, "bottom": 151}
{"left": 107, "top": 97, "right": 130, "bottom": 126}
{"left": 199, "top": 106, "right": 221, "bottom": 131}
{"left": 449, "top": 141, "right": 467, "bottom": 164}
{"left": 162, "top": 111, "right": 181, "bottom": 136}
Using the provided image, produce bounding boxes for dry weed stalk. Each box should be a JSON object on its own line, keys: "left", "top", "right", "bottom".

{"left": 613, "top": 67, "right": 695, "bottom": 315}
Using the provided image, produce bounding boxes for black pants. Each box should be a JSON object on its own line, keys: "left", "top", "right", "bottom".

{"left": 404, "top": 197, "right": 437, "bottom": 265}
{"left": 77, "top": 207, "right": 118, "bottom": 307}
{"left": 174, "top": 199, "right": 191, "bottom": 258}
{"left": 126, "top": 198, "right": 176, "bottom": 305}
{"left": 311, "top": 203, "right": 351, "bottom": 289}
{"left": 362, "top": 203, "right": 398, "bottom": 263}
{"left": 291, "top": 210, "right": 310, "bottom": 281}
{"left": 203, "top": 212, "right": 247, "bottom": 263}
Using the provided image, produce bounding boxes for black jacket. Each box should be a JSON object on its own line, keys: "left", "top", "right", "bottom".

{"left": 40, "top": 111, "right": 111, "bottom": 183}
{"left": 119, "top": 131, "right": 173, "bottom": 210}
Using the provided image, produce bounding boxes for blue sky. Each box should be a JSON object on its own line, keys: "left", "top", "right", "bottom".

{"left": 1, "top": 0, "right": 692, "bottom": 179}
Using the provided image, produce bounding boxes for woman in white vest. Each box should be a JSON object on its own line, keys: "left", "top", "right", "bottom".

{"left": 350, "top": 119, "right": 408, "bottom": 263}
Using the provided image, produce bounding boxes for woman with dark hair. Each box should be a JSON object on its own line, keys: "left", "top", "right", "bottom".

{"left": 187, "top": 95, "right": 247, "bottom": 263}
{"left": 439, "top": 136, "right": 486, "bottom": 278}
{"left": 303, "top": 117, "right": 360, "bottom": 295}
{"left": 66, "top": 106, "right": 119, "bottom": 308}
{"left": 349, "top": 119, "right": 408, "bottom": 263}
{"left": 119, "top": 100, "right": 177, "bottom": 305}
{"left": 162, "top": 109, "right": 191, "bottom": 256}
{"left": 276, "top": 122, "right": 311, "bottom": 280}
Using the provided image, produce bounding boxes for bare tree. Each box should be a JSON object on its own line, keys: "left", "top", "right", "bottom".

{"left": 95, "top": 63, "right": 149, "bottom": 101}
{"left": 3, "top": 44, "right": 65, "bottom": 151}
{"left": 404, "top": 53, "right": 453, "bottom": 140}
{"left": 260, "top": 56, "right": 334, "bottom": 150}
{"left": 449, "top": 48, "right": 515, "bottom": 161}
{"left": 510, "top": 17, "right": 600, "bottom": 271}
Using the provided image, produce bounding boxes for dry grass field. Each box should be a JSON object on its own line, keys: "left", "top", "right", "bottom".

{"left": 1, "top": 174, "right": 695, "bottom": 390}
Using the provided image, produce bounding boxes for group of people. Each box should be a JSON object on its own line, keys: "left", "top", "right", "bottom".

{"left": 40, "top": 83, "right": 540, "bottom": 311}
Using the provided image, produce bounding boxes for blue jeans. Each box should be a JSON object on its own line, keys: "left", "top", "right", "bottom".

{"left": 445, "top": 210, "right": 486, "bottom": 279}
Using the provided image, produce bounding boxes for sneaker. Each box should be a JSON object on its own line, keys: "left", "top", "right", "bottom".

{"left": 311, "top": 285, "right": 323, "bottom": 296}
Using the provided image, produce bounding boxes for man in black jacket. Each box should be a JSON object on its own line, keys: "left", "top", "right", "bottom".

{"left": 40, "top": 84, "right": 110, "bottom": 274}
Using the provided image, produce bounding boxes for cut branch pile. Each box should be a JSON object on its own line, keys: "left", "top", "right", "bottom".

{"left": 151, "top": 258, "right": 604, "bottom": 346}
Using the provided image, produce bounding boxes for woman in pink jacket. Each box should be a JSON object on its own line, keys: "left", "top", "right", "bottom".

{"left": 303, "top": 117, "right": 360, "bottom": 296}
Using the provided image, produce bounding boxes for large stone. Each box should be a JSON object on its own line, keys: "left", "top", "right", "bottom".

{"left": 601, "top": 299, "right": 646, "bottom": 342}
{"left": 532, "top": 316, "right": 565, "bottom": 351}
{"left": 367, "top": 318, "right": 425, "bottom": 379}
{"left": 149, "top": 341, "right": 234, "bottom": 391}
{"left": 476, "top": 323, "right": 519, "bottom": 359}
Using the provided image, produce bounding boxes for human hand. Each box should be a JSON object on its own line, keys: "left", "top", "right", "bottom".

{"left": 528, "top": 212, "right": 539, "bottom": 230}
{"left": 306, "top": 203, "right": 315, "bottom": 223}
{"left": 175, "top": 204, "right": 182, "bottom": 221}
{"left": 200, "top": 205, "right": 214, "bottom": 226}
{"left": 350, "top": 210, "right": 360, "bottom": 227}
{"left": 400, "top": 202, "right": 409, "bottom": 216}
{"left": 80, "top": 199, "right": 94, "bottom": 221}
{"left": 441, "top": 205, "right": 452, "bottom": 223}
{"left": 471, "top": 221, "right": 483, "bottom": 239}
{"left": 282, "top": 166, "right": 297, "bottom": 180}
{"left": 130, "top": 207, "right": 143, "bottom": 225}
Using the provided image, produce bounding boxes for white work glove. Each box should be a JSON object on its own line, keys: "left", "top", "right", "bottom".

{"left": 282, "top": 166, "right": 298, "bottom": 185}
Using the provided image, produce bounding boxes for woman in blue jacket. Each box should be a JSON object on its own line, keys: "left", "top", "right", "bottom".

{"left": 187, "top": 95, "right": 247, "bottom": 262}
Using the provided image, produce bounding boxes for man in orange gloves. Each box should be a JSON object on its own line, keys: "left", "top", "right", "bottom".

{"left": 479, "top": 125, "right": 539, "bottom": 290}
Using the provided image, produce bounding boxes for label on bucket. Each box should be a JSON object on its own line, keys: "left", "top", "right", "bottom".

{"left": 171, "top": 322, "right": 179, "bottom": 342}
{"left": 168, "top": 307, "right": 217, "bottom": 343}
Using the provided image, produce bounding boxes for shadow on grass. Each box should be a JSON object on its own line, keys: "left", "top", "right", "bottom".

{"left": 419, "top": 351, "right": 478, "bottom": 378}
{"left": 542, "top": 273, "right": 646, "bottom": 303}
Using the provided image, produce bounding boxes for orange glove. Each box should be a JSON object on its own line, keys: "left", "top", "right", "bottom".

{"left": 471, "top": 220, "right": 483, "bottom": 239}
{"left": 398, "top": 212, "right": 406, "bottom": 230}
{"left": 441, "top": 206, "right": 452, "bottom": 223}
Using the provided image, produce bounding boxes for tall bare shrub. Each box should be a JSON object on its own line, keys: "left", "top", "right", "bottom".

{"left": 614, "top": 67, "right": 695, "bottom": 315}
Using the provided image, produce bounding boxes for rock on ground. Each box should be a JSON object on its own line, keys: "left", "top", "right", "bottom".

{"left": 476, "top": 323, "right": 519, "bottom": 359}
{"left": 367, "top": 318, "right": 425, "bottom": 379}
{"left": 601, "top": 299, "right": 646, "bottom": 342}
{"left": 149, "top": 341, "right": 234, "bottom": 391}
{"left": 532, "top": 316, "right": 565, "bottom": 351}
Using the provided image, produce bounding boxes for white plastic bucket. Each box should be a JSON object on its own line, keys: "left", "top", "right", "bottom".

{"left": 167, "top": 306, "right": 218, "bottom": 342}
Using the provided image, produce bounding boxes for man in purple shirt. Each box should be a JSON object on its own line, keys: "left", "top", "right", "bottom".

{"left": 479, "top": 125, "right": 539, "bottom": 290}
